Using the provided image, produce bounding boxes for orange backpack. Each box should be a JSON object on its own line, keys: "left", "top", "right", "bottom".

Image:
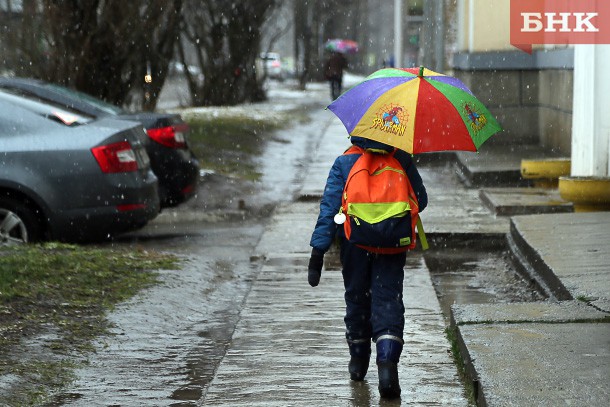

{"left": 337, "top": 146, "right": 427, "bottom": 254}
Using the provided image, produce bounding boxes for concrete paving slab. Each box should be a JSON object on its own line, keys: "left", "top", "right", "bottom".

{"left": 561, "top": 273, "right": 610, "bottom": 308}
{"left": 299, "top": 114, "right": 351, "bottom": 200}
{"left": 509, "top": 213, "right": 610, "bottom": 306}
{"left": 455, "top": 144, "right": 562, "bottom": 187}
{"left": 204, "top": 223, "right": 469, "bottom": 405}
{"left": 451, "top": 301, "right": 609, "bottom": 326}
{"left": 454, "top": 322, "right": 610, "bottom": 407}
{"left": 254, "top": 201, "right": 321, "bottom": 256}
{"left": 479, "top": 187, "right": 573, "bottom": 216}
{"left": 592, "top": 298, "right": 610, "bottom": 314}
{"left": 418, "top": 165, "right": 510, "bottom": 236}
{"left": 404, "top": 256, "right": 450, "bottom": 317}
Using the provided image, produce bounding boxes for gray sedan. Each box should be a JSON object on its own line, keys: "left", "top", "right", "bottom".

{"left": 0, "top": 90, "right": 160, "bottom": 244}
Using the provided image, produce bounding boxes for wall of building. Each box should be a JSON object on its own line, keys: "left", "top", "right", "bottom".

{"left": 459, "top": 0, "right": 512, "bottom": 52}
{"left": 453, "top": 66, "right": 539, "bottom": 146}
{"left": 537, "top": 69, "right": 573, "bottom": 153}
{"left": 450, "top": 1, "right": 573, "bottom": 153}
{"left": 452, "top": 51, "right": 573, "bottom": 153}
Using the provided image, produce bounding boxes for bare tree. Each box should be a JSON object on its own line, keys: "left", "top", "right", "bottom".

{"left": 2, "top": 0, "right": 182, "bottom": 110}
{"left": 179, "top": 0, "right": 279, "bottom": 106}
{"left": 259, "top": 5, "right": 292, "bottom": 83}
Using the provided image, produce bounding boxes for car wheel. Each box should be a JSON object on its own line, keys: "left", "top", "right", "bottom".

{"left": 0, "top": 197, "right": 43, "bottom": 245}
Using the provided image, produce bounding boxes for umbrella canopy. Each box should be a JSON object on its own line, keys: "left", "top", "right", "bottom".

{"left": 327, "top": 67, "right": 502, "bottom": 154}
{"left": 325, "top": 38, "right": 359, "bottom": 54}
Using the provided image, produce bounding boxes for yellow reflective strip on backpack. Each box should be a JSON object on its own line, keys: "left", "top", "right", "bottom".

{"left": 347, "top": 201, "right": 410, "bottom": 224}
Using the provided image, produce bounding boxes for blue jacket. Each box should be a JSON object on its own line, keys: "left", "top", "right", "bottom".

{"left": 310, "top": 137, "right": 428, "bottom": 253}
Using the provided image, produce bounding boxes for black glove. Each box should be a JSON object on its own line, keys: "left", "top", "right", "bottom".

{"left": 308, "top": 248, "right": 324, "bottom": 287}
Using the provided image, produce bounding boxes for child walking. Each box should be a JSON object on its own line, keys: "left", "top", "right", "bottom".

{"left": 308, "top": 135, "right": 427, "bottom": 399}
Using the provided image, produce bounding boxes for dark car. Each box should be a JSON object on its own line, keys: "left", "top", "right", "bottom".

{"left": 0, "top": 89, "right": 160, "bottom": 244}
{"left": 0, "top": 77, "right": 199, "bottom": 208}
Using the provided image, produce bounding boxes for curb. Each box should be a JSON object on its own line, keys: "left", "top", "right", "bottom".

{"left": 506, "top": 218, "right": 572, "bottom": 301}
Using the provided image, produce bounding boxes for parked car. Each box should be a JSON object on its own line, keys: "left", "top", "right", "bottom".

{"left": 0, "top": 77, "right": 199, "bottom": 208}
{"left": 0, "top": 89, "right": 160, "bottom": 244}
{"left": 259, "top": 52, "right": 284, "bottom": 80}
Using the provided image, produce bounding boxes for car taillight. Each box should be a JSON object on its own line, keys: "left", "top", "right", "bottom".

{"left": 117, "top": 203, "right": 146, "bottom": 212}
{"left": 91, "top": 141, "right": 138, "bottom": 173}
{"left": 146, "top": 124, "right": 188, "bottom": 148}
{"left": 181, "top": 184, "right": 194, "bottom": 195}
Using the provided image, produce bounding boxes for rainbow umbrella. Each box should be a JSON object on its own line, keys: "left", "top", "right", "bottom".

{"left": 327, "top": 67, "right": 502, "bottom": 154}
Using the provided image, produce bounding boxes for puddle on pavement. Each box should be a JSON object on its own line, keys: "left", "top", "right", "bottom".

{"left": 169, "top": 309, "right": 240, "bottom": 404}
{"left": 424, "top": 235, "right": 546, "bottom": 321}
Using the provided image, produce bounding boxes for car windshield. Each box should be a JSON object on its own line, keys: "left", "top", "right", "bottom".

{"left": 44, "top": 83, "right": 125, "bottom": 115}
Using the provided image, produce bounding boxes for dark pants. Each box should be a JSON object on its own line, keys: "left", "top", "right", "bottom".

{"left": 340, "top": 239, "right": 406, "bottom": 343}
{"left": 329, "top": 75, "right": 343, "bottom": 100}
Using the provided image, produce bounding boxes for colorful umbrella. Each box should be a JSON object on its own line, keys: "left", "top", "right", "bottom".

{"left": 327, "top": 67, "right": 502, "bottom": 154}
{"left": 324, "top": 38, "right": 359, "bottom": 54}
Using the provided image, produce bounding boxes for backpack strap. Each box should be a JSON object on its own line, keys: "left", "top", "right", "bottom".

{"left": 343, "top": 145, "right": 364, "bottom": 155}
{"left": 416, "top": 216, "right": 429, "bottom": 250}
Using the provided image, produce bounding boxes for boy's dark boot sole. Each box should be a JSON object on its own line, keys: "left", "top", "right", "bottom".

{"left": 348, "top": 356, "right": 370, "bottom": 381}
{"left": 377, "top": 361, "right": 401, "bottom": 399}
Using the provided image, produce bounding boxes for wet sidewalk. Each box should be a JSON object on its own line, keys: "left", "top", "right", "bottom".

{"left": 452, "top": 148, "right": 610, "bottom": 406}
{"left": 202, "top": 102, "right": 609, "bottom": 405}
{"left": 202, "top": 110, "right": 469, "bottom": 405}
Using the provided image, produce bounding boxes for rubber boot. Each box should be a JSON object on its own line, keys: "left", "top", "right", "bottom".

{"left": 347, "top": 339, "right": 371, "bottom": 381}
{"left": 376, "top": 336, "right": 403, "bottom": 399}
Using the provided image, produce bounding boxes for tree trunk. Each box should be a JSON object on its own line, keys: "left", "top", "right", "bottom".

{"left": 182, "top": 0, "right": 277, "bottom": 106}
{"left": 3, "top": 0, "right": 182, "bottom": 111}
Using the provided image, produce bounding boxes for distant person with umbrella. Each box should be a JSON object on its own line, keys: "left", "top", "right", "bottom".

{"left": 325, "top": 51, "right": 348, "bottom": 100}
{"left": 323, "top": 39, "right": 357, "bottom": 100}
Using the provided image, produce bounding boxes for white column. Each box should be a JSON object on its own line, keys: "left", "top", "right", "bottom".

{"left": 457, "top": 0, "right": 466, "bottom": 51}
{"left": 468, "top": 0, "right": 475, "bottom": 53}
{"left": 394, "top": 0, "right": 403, "bottom": 67}
{"left": 571, "top": 45, "right": 610, "bottom": 177}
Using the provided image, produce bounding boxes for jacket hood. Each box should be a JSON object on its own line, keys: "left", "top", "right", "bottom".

{"left": 350, "top": 136, "right": 394, "bottom": 153}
